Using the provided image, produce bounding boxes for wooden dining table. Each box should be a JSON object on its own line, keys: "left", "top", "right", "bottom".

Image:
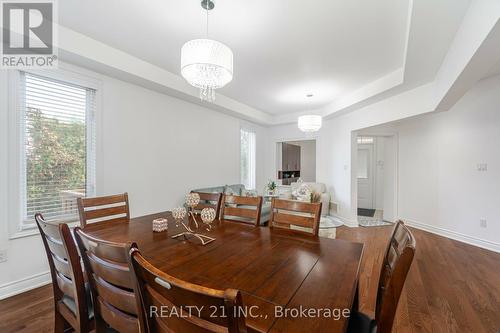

{"left": 83, "top": 211, "right": 364, "bottom": 333}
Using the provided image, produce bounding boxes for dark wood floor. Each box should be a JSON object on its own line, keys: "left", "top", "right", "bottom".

{"left": 1, "top": 226, "right": 499, "bottom": 333}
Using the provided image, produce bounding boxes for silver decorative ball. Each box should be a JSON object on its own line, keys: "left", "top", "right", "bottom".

{"left": 200, "top": 208, "right": 216, "bottom": 223}
{"left": 185, "top": 193, "right": 200, "bottom": 208}
{"left": 172, "top": 206, "right": 187, "bottom": 220}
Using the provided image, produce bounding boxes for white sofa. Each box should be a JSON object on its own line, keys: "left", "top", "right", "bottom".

{"left": 279, "top": 182, "right": 331, "bottom": 216}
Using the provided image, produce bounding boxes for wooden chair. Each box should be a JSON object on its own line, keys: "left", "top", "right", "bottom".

{"left": 190, "top": 191, "right": 223, "bottom": 220}
{"left": 269, "top": 198, "right": 322, "bottom": 237}
{"left": 35, "top": 213, "right": 94, "bottom": 333}
{"left": 77, "top": 193, "right": 130, "bottom": 228}
{"left": 130, "top": 247, "right": 247, "bottom": 333}
{"left": 347, "top": 221, "right": 416, "bottom": 333}
{"left": 74, "top": 227, "right": 145, "bottom": 333}
{"left": 220, "top": 194, "right": 263, "bottom": 226}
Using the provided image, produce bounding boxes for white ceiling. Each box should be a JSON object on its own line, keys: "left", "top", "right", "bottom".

{"left": 59, "top": 0, "right": 411, "bottom": 115}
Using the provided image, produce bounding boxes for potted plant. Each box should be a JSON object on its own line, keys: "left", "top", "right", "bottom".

{"left": 266, "top": 180, "right": 277, "bottom": 195}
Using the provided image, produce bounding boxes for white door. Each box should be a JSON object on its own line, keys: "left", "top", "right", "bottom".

{"left": 357, "top": 144, "right": 374, "bottom": 209}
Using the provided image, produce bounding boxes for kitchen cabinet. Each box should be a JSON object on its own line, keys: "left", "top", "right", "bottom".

{"left": 282, "top": 143, "right": 301, "bottom": 171}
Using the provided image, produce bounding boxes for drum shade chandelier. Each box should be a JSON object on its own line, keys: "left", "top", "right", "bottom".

{"left": 181, "top": 0, "right": 233, "bottom": 102}
{"left": 298, "top": 94, "right": 322, "bottom": 133}
{"left": 298, "top": 115, "right": 322, "bottom": 133}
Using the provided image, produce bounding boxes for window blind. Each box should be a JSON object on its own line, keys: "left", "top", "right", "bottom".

{"left": 20, "top": 72, "right": 96, "bottom": 224}
{"left": 240, "top": 129, "right": 256, "bottom": 190}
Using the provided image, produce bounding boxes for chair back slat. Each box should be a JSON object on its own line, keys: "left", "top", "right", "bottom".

{"left": 78, "top": 193, "right": 130, "bottom": 227}
{"left": 45, "top": 237, "right": 68, "bottom": 260}
{"left": 191, "top": 191, "right": 223, "bottom": 220}
{"left": 74, "top": 227, "right": 144, "bottom": 333}
{"left": 87, "top": 252, "right": 134, "bottom": 289}
{"left": 56, "top": 272, "right": 76, "bottom": 299}
{"left": 221, "top": 195, "right": 263, "bottom": 226}
{"left": 52, "top": 254, "right": 73, "bottom": 278}
{"left": 375, "top": 221, "right": 416, "bottom": 333}
{"left": 269, "top": 199, "right": 322, "bottom": 237}
{"left": 35, "top": 213, "right": 91, "bottom": 332}
{"left": 272, "top": 212, "right": 315, "bottom": 228}
{"left": 131, "top": 248, "right": 247, "bottom": 333}
{"left": 95, "top": 276, "right": 138, "bottom": 315}
{"left": 98, "top": 297, "right": 140, "bottom": 333}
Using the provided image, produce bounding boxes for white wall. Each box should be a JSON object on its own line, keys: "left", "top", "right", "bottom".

{"left": 298, "top": 140, "right": 316, "bottom": 182}
{"left": 382, "top": 136, "right": 396, "bottom": 222}
{"left": 0, "top": 63, "right": 268, "bottom": 298}
{"left": 266, "top": 74, "right": 500, "bottom": 251}
{"left": 392, "top": 75, "right": 500, "bottom": 249}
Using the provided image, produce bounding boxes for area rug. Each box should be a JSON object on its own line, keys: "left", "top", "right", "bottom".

{"left": 358, "top": 216, "right": 392, "bottom": 227}
{"left": 357, "top": 208, "right": 376, "bottom": 217}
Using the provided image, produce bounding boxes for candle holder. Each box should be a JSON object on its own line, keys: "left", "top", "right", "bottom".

{"left": 200, "top": 207, "right": 216, "bottom": 231}
{"left": 152, "top": 218, "right": 168, "bottom": 232}
{"left": 185, "top": 192, "right": 201, "bottom": 228}
{"left": 171, "top": 193, "right": 215, "bottom": 246}
{"left": 172, "top": 207, "right": 187, "bottom": 227}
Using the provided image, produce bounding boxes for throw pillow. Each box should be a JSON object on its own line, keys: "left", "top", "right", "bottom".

{"left": 241, "top": 189, "right": 257, "bottom": 197}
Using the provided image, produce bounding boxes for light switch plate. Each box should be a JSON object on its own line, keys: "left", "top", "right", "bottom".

{"left": 477, "top": 163, "right": 487, "bottom": 171}
{"left": 480, "top": 219, "right": 487, "bottom": 228}
{"left": 0, "top": 249, "right": 7, "bottom": 263}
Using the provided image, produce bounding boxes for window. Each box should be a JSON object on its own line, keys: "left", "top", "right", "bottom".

{"left": 357, "top": 136, "right": 374, "bottom": 144}
{"left": 240, "top": 129, "right": 256, "bottom": 190}
{"left": 18, "top": 72, "right": 96, "bottom": 225}
{"left": 357, "top": 149, "right": 369, "bottom": 179}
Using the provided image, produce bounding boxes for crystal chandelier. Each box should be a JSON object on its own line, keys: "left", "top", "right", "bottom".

{"left": 181, "top": 0, "right": 233, "bottom": 102}
{"left": 298, "top": 115, "right": 322, "bottom": 133}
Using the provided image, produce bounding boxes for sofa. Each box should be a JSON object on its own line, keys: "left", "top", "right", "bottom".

{"left": 282, "top": 182, "right": 330, "bottom": 216}
{"left": 191, "top": 184, "right": 271, "bottom": 225}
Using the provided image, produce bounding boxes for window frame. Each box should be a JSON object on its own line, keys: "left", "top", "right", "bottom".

{"left": 240, "top": 127, "right": 256, "bottom": 190}
{"left": 7, "top": 68, "right": 101, "bottom": 238}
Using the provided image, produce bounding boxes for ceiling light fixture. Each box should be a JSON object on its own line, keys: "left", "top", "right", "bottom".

{"left": 298, "top": 115, "right": 322, "bottom": 133}
{"left": 298, "top": 94, "right": 322, "bottom": 133}
{"left": 181, "top": 0, "right": 233, "bottom": 103}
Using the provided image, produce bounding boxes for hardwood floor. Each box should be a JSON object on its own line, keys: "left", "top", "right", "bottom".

{"left": 1, "top": 226, "right": 499, "bottom": 333}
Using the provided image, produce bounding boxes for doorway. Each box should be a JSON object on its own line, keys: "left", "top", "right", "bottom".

{"left": 275, "top": 139, "right": 316, "bottom": 186}
{"left": 355, "top": 135, "right": 397, "bottom": 225}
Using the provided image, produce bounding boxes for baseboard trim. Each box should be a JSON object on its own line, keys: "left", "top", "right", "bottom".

{"left": 404, "top": 218, "right": 500, "bottom": 253}
{"left": 0, "top": 271, "right": 51, "bottom": 300}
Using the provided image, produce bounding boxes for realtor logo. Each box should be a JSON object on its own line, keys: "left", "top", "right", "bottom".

{"left": 1, "top": 0, "right": 58, "bottom": 68}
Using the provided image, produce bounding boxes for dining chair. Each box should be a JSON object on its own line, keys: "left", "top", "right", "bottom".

{"left": 35, "top": 213, "right": 94, "bottom": 333}
{"left": 190, "top": 191, "right": 223, "bottom": 220}
{"left": 130, "top": 246, "right": 247, "bottom": 333}
{"left": 269, "top": 198, "right": 322, "bottom": 237}
{"left": 347, "top": 221, "right": 416, "bottom": 333}
{"left": 74, "top": 227, "right": 145, "bottom": 333}
{"left": 220, "top": 194, "right": 263, "bottom": 226}
{"left": 77, "top": 192, "right": 130, "bottom": 228}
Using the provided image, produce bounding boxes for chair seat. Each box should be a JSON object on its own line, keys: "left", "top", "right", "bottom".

{"left": 61, "top": 282, "right": 94, "bottom": 319}
{"left": 347, "top": 311, "right": 377, "bottom": 333}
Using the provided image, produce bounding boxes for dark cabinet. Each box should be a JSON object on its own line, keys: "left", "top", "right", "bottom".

{"left": 282, "top": 143, "right": 301, "bottom": 171}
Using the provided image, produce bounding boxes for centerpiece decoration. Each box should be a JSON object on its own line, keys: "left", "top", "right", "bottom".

{"left": 171, "top": 193, "right": 215, "bottom": 245}
{"left": 172, "top": 207, "right": 187, "bottom": 227}
{"left": 200, "top": 207, "right": 216, "bottom": 231}
{"left": 185, "top": 192, "right": 201, "bottom": 227}
{"left": 152, "top": 218, "right": 168, "bottom": 232}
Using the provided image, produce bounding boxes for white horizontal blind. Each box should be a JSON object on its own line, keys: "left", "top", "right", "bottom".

{"left": 20, "top": 72, "right": 96, "bottom": 224}
{"left": 240, "top": 129, "right": 256, "bottom": 190}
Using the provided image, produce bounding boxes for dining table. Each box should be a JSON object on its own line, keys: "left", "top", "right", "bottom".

{"left": 83, "top": 211, "right": 364, "bottom": 333}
